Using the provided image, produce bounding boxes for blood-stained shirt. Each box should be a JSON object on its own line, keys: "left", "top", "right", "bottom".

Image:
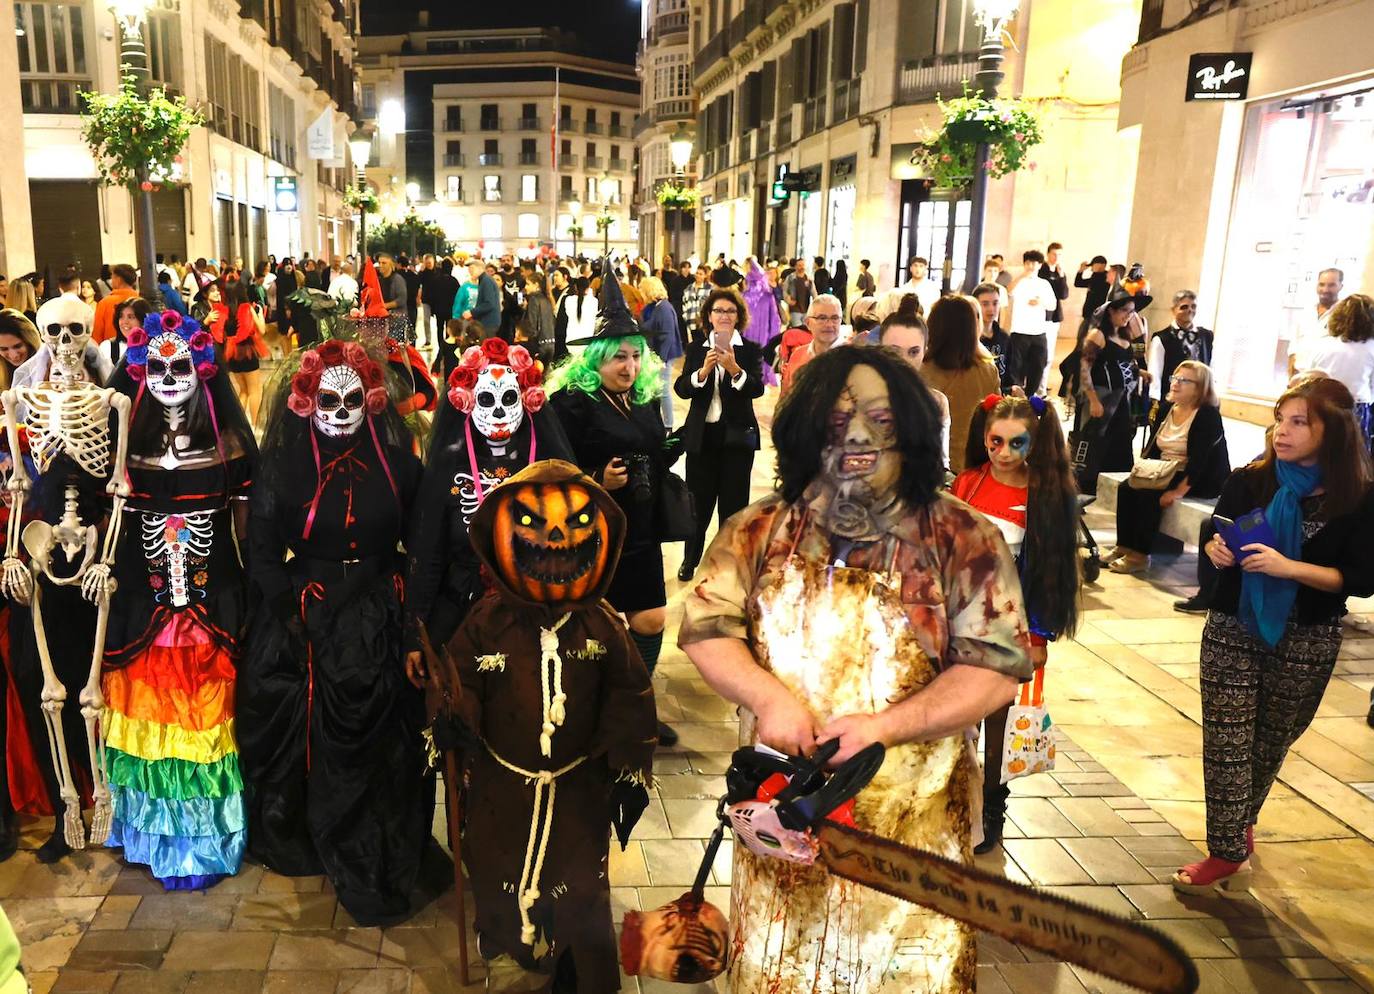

{"left": 680, "top": 487, "right": 1033, "bottom": 681}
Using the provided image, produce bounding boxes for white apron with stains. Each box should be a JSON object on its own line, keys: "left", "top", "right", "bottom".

{"left": 728, "top": 553, "right": 977, "bottom": 994}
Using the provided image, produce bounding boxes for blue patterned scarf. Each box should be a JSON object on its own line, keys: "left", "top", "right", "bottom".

{"left": 1239, "top": 459, "right": 1322, "bottom": 647}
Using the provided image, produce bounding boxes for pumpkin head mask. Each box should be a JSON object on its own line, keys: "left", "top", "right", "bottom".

{"left": 469, "top": 459, "right": 625, "bottom": 610}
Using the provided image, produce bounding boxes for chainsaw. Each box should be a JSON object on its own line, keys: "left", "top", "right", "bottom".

{"left": 621, "top": 740, "right": 1198, "bottom": 994}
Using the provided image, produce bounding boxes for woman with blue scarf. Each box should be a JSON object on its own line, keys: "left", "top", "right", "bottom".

{"left": 1174, "top": 376, "right": 1374, "bottom": 896}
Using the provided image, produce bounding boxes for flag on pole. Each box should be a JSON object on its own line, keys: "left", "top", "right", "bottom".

{"left": 550, "top": 67, "right": 560, "bottom": 249}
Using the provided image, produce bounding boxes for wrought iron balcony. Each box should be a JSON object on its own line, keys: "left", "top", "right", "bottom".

{"left": 517, "top": 117, "right": 542, "bottom": 131}
{"left": 442, "top": 153, "right": 466, "bottom": 167}
{"left": 479, "top": 153, "right": 503, "bottom": 166}
{"left": 897, "top": 54, "right": 981, "bottom": 105}
{"left": 519, "top": 152, "right": 540, "bottom": 165}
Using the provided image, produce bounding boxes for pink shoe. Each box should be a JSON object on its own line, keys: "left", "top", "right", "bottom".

{"left": 1172, "top": 855, "right": 1252, "bottom": 896}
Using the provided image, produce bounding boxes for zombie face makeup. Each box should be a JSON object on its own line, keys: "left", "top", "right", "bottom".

{"left": 471, "top": 364, "right": 524, "bottom": 442}
{"left": 818, "top": 364, "right": 903, "bottom": 540}
{"left": 146, "top": 333, "right": 198, "bottom": 407}
{"left": 314, "top": 364, "right": 367, "bottom": 437}
{"left": 985, "top": 417, "right": 1032, "bottom": 473}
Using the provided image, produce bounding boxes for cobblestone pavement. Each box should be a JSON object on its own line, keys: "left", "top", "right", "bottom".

{"left": 4, "top": 393, "right": 1374, "bottom": 994}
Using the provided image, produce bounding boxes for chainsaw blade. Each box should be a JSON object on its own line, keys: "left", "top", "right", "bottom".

{"left": 814, "top": 821, "right": 1198, "bottom": 994}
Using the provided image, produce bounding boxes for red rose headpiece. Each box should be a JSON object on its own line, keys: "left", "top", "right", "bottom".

{"left": 445, "top": 339, "right": 546, "bottom": 415}
{"left": 287, "top": 339, "right": 389, "bottom": 418}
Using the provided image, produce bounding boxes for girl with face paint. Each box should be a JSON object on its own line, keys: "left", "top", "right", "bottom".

{"left": 953, "top": 393, "right": 1081, "bottom": 856}
{"left": 237, "top": 338, "right": 436, "bottom": 926}
{"left": 98, "top": 311, "right": 258, "bottom": 885}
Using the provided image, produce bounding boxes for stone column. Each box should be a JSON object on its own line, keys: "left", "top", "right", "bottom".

{"left": 0, "top": 27, "right": 35, "bottom": 277}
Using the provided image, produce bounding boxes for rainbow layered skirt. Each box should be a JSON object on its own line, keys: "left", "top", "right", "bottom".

{"left": 102, "top": 613, "right": 245, "bottom": 889}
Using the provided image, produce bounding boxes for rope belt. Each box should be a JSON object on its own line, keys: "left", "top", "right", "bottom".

{"left": 485, "top": 741, "right": 587, "bottom": 946}
{"left": 538, "top": 613, "right": 571, "bottom": 758}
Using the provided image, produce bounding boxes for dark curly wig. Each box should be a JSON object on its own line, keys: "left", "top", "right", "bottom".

{"left": 773, "top": 346, "right": 944, "bottom": 507}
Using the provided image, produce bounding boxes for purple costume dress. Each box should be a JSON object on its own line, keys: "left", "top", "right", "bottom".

{"left": 742, "top": 263, "right": 781, "bottom": 386}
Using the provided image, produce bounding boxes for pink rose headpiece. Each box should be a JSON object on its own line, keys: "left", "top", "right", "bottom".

{"left": 445, "top": 338, "right": 546, "bottom": 415}
{"left": 287, "top": 339, "right": 388, "bottom": 418}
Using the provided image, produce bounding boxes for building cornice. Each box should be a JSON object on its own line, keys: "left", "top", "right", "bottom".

{"left": 1243, "top": 0, "right": 1351, "bottom": 31}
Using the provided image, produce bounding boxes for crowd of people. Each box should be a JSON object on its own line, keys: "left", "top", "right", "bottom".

{"left": 0, "top": 236, "right": 1370, "bottom": 993}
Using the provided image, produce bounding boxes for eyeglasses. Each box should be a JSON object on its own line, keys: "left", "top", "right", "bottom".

{"left": 810, "top": 315, "right": 841, "bottom": 323}
{"left": 1169, "top": 376, "right": 1196, "bottom": 385}
{"left": 710, "top": 308, "right": 738, "bottom": 315}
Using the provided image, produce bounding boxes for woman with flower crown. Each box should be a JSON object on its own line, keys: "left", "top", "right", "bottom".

{"left": 236, "top": 338, "right": 432, "bottom": 926}
{"left": 101, "top": 309, "right": 258, "bottom": 888}
{"left": 402, "top": 335, "right": 571, "bottom": 681}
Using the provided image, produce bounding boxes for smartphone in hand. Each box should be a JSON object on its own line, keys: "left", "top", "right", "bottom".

{"left": 1213, "top": 510, "right": 1277, "bottom": 561}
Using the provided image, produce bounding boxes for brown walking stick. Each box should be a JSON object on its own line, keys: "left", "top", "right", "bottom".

{"left": 418, "top": 622, "right": 471, "bottom": 987}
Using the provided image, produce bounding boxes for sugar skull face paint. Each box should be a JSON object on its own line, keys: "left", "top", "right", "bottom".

{"left": 146, "top": 333, "right": 198, "bottom": 407}
{"left": 985, "top": 417, "right": 1032, "bottom": 474}
{"left": 314, "top": 364, "right": 367, "bottom": 437}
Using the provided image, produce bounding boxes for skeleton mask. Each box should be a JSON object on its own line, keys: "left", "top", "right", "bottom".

{"left": 146, "top": 333, "right": 197, "bottom": 407}
{"left": 35, "top": 296, "right": 93, "bottom": 382}
{"left": 314, "top": 364, "right": 367, "bottom": 438}
{"left": 471, "top": 365, "right": 524, "bottom": 442}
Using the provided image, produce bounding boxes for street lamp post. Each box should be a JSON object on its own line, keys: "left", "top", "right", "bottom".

{"left": 962, "top": 0, "right": 1019, "bottom": 293}
{"left": 349, "top": 130, "right": 373, "bottom": 261}
{"left": 668, "top": 123, "right": 694, "bottom": 265}
{"left": 598, "top": 173, "right": 613, "bottom": 258}
{"left": 109, "top": 0, "right": 162, "bottom": 309}
{"left": 569, "top": 199, "right": 582, "bottom": 259}
{"left": 405, "top": 181, "right": 420, "bottom": 259}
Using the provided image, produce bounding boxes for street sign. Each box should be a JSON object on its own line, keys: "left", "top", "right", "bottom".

{"left": 1186, "top": 53, "right": 1252, "bottom": 101}
{"left": 271, "top": 176, "right": 298, "bottom": 213}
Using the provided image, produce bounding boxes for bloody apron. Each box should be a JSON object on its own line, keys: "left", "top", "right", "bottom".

{"left": 729, "top": 542, "right": 977, "bottom": 994}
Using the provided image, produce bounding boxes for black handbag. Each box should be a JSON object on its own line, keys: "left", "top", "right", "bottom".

{"left": 723, "top": 423, "right": 760, "bottom": 451}
{"left": 656, "top": 470, "right": 696, "bottom": 543}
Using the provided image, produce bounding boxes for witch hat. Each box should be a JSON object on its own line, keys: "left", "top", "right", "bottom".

{"left": 570, "top": 257, "right": 641, "bottom": 345}
{"left": 1104, "top": 281, "right": 1152, "bottom": 313}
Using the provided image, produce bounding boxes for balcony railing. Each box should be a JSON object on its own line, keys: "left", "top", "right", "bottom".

{"left": 479, "top": 152, "right": 503, "bottom": 166}
{"left": 480, "top": 118, "right": 502, "bottom": 132}
{"left": 831, "top": 78, "right": 861, "bottom": 125}
{"left": 558, "top": 118, "right": 579, "bottom": 133}
{"left": 694, "top": 28, "right": 729, "bottom": 78}
{"left": 441, "top": 192, "right": 472, "bottom": 205}
{"left": 558, "top": 190, "right": 579, "bottom": 203}
{"left": 585, "top": 121, "right": 603, "bottom": 135}
{"left": 650, "top": 8, "right": 689, "bottom": 43}
{"left": 802, "top": 95, "right": 827, "bottom": 136}
{"left": 559, "top": 154, "right": 579, "bottom": 169}
{"left": 585, "top": 156, "right": 605, "bottom": 170}
{"left": 729, "top": 0, "right": 763, "bottom": 45}
{"left": 444, "top": 117, "right": 465, "bottom": 132}
{"left": 738, "top": 130, "right": 753, "bottom": 162}
{"left": 756, "top": 120, "right": 770, "bottom": 153}
{"left": 519, "top": 152, "right": 540, "bottom": 165}
{"left": 776, "top": 111, "right": 793, "bottom": 146}
{"left": 609, "top": 158, "right": 629, "bottom": 172}
{"left": 517, "top": 116, "right": 541, "bottom": 130}
{"left": 609, "top": 124, "right": 628, "bottom": 138}
{"left": 20, "top": 75, "right": 90, "bottom": 114}
{"left": 442, "top": 153, "right": 466, "bottom": 167}
{"left": 897, "top": 54, "right": 981, "bottom": 105}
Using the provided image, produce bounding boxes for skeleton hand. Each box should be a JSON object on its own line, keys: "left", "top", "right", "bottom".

{"left": 1, "top": 557, "right": 31, "bottom": 605}
{"left": 80, "top": 562, "right": 115, "bottom": 604}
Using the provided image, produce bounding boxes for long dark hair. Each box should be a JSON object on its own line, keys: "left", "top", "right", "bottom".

{"left": 964, "top": 395, "right": 1080, "bottom": 637}
{"left": 221, "top": 279, "right": 251, "bottom": 339}
{"left": 774, "top": 346, "right": 944, "bottom": 507}
{"left": 1250, "top": 376, "right": 1372, "bottom": 519}
{"left": 925, "top": 296, "right": 980, "bottom": 371}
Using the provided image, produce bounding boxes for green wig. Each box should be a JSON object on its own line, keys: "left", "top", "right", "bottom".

{"left": 548, "top": 335, "right": 664, "bottom": 405}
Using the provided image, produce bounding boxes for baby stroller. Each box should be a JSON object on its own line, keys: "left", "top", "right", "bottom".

{"left": 1077, "top": 493, "right": 1103, "bottom": 583}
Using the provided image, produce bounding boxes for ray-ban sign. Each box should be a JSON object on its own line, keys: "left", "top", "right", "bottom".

{"left": 1187, "top": 53, "right": 1252, "bottom": 101}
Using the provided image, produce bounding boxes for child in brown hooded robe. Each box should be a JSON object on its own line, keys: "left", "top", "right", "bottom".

{"left": 443, "top": 458, "right": 657, "bottom": 992}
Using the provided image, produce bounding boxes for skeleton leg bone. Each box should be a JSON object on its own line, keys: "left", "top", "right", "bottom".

{"left": 29, "top": 578, "right": 86, "bottom": 850}
{"left": 82, "top": 582, "right": 115, "bottom": 845}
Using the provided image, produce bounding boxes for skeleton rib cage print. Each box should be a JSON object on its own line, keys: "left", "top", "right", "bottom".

{"left": 18, "top": 386, "right": 116, "bottom": 478}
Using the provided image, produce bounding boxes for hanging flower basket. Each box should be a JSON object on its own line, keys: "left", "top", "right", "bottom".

{"left": 910, "top": 87, "right": 1044, "bottom": 190}
{"left": 656, "top": 182, "right": 700, "bottom": 212}
{"left": 344, "top": 186, "right": 380, "bottom": 212}
{"left": 79, "top": 74, "right": 201, "bottom": 190}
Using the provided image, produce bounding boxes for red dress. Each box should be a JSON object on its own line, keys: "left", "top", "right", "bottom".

{"left": 952, "top": 465, "right": 1045, "bottom": 647}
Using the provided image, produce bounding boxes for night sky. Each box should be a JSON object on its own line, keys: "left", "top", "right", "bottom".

{"left": 359, "top": 0, "right": 643, "bottom": 65}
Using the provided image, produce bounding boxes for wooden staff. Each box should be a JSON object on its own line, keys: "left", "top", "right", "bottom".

{"left": 418, "top": 622, "right": 471, "bottom": 987}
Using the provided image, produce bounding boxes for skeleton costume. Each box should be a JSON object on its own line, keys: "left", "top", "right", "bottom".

{"left": 238, "top": 339, "right": 430, "bottom": 926}
{"left": 680, "top": 351, "right": 1032, "bottom": 994}
{"left": 405, "top": 337, "right": 570, "bottom": 652}
{"left": 100, "top": 311, "right": 256, "bottom": 888}
{"left": 1, "top": 295, "right": 132, "bottom": 863}
{"left": 442, "top": 459, "right": 656, "bottom": 992}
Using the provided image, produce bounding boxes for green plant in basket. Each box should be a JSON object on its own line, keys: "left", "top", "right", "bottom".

{"left": 911, "top": 86, "right": 1044, "bottom": 190}
{"left": 79, "top": 74, "right": 201, "bottom": 190}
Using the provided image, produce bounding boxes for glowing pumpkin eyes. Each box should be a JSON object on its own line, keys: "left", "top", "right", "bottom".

{"left": 576, "top": 511, "right": 591, "bottom": 525}
{"left": 519, "top": 514, "right": 533, "bottom": 526}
